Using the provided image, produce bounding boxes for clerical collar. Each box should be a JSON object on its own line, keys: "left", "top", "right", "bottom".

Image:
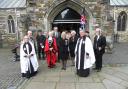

{"left": 81, "top": 36, "right": 86, "bottom": 39}
{"left": 25, "top": 42, "right": 29, "bottom": 45}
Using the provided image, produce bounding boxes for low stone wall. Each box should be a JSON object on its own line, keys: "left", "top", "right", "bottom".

{"left": 117, "top": 32, "right": 128, "bottom": 42}
{"left": 2, "top": 34, "right": 17, "bottom": 48}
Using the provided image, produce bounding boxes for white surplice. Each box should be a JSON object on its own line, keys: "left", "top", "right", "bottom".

{"left": 75, "top": 37, "right": 95, "bottom": 69}
{"left": 20, "top": 41, "right": 39, "bottom": 74}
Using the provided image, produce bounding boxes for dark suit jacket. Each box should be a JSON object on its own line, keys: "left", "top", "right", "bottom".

{"left": 53, "top": 32, "right": 61, "bottom": 48}
{"left": 36, "top": 35, "right": 46, "bottom": 47}
{"left": 59, "top": 38, "right": 69, "bottom": 60}
{"left": 69, "top": 36, "right": 78, "bottom": 57}
{"left": 93, "top": 35, "right": 106, "bottom": 55}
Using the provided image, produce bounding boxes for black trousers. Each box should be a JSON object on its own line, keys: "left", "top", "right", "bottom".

{"left": 37, "top": 46, "right": 44, "bottom": 59}
{"left": 95, "top": 53, "right": 103, "bottom": 70}
{"left": 62, "top": 60, "right": 67, "bottom": 69}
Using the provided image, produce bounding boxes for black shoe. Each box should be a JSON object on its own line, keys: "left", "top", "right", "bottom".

{"left": 61, "top": 67, "right": 65, "bottom": 70}
{"left": 48, "top": 65, "right": 52, "bottom": 68}
{"left": 97, "top": 69, "right": 101, "bottom": 72}
{"left": 51, "top": 65, "right": 56, "bottom": 68}
{"left": 57, "top": 60, "right": 60, "bottom": 63}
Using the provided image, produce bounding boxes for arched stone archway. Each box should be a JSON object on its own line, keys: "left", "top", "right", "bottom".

{"left": 44, "top": 0, "right": 93, "bottom": 32}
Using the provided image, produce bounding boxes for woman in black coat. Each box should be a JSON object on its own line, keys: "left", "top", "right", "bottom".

{"left": 60, "top": 32, "right": 69, "bottom": 70}
{"left": 69, "top": 30, "right": 78, "bottom": 66}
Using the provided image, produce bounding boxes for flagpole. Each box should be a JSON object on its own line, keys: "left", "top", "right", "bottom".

{"left": 83, "top": 7, "right": 85, "bottom": 31}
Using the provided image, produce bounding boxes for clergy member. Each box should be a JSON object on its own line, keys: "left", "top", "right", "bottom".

{"left": 44, "top": 31, "right": 58, "bottom": 68}
{"left": 20, "top": 35, "right": 39, "bottom": 78}
{"left": 75, "top": 29, "right": 95, "bottom": 77}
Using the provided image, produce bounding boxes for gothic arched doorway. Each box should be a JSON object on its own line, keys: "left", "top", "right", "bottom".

{"left": 52, "top": 7, "right": 81, "bottom": 33}
{"left": 45, "top": 0, "right": 93, "bottom": 33}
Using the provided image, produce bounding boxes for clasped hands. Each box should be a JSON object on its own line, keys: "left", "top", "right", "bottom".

{"left": 50, "top": 48, "right": 53, "bottom": 51}
{"left": 24, "top": 54, "right": 34, "bottom": 58}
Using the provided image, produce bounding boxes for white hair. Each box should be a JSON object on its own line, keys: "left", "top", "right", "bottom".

{"left": 95, "top": 28, "right": 102, "bottom": 35}
{"left": 61, "top": 31, "right": 66, "bottom": 38}
{"left": 96, "top": 28, "right": 101, "bottom": 32}
{"left": 71, "top": 30, "right": 76, "bottom": 35}
{"left": 27, "top": 30, "right": 32, "bottom": 34}
{"left": 49, "top": 31, "right": 54, "bottom": 37}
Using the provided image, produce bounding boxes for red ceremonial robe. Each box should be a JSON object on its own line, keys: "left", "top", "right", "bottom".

{"left": 44, "top": 38, "right": 58, "bottom": 68}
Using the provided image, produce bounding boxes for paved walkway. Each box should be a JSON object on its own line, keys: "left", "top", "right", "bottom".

{"left": 103, "top": 43, "right": 128, "bottom": 65}
{"left": 0, "top": 48, "right": 25, "bottom": 89}
{"left": 18, "top": 43, "right": 128, "bottom": 89}
{"left": 18, "top": 60, "right": 128, "bottom": 89}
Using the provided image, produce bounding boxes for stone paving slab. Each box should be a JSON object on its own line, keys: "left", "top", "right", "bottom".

{"left": 103, "top": 79, "right": 126, "bottom": 89}
{"left": 56, "top": 83, "right": 75, "bottom": 89}
{"left": 76, "top": 83, "right": 106, "bottom": 89}
{"left": 24, "top": 82, "right": 56, "bottom": 89}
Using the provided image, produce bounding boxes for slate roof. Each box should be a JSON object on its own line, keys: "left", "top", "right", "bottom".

{"left": 0, "top": 0, "right": 26, "bottom": 9}
{"left": 110, "top": 0, "right": 128, "bottom": 6}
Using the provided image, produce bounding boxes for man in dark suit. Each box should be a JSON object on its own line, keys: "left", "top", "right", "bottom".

{"left": 93, "top": 28, "right": 106, "bottom": 72}
{"left": 53, "top": 27, "right": 61, "bottom": 62}
{"left": 36, "top": 31, "right": 46, "bottom": 60}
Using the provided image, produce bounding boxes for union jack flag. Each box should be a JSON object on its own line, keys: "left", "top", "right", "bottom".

{"left": 80, "top": 8, "right": 86, "bottom": 30}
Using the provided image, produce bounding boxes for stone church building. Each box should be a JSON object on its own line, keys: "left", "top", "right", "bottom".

{"left": 0, "top": 0, "right": 128, "bottom": 47}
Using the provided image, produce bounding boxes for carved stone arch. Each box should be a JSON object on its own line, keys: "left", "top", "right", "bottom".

{"left": 44, "top": 0, "right": 93, "bottom": 31}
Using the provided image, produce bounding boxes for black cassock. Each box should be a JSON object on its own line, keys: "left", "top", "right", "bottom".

{"left": 75, "top": 36, "right": 95, "bottom": 77}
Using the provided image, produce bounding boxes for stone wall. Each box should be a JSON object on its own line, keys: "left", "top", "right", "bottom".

{"left": 0, "top": 9, "right": 26, "bottom": 48}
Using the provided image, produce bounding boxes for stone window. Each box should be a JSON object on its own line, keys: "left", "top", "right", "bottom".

{"left": 117, "top": 11, "right": 127, "bottom": 31}
{"left": 8, "top": 15, "right": 15, "bottom": 33}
